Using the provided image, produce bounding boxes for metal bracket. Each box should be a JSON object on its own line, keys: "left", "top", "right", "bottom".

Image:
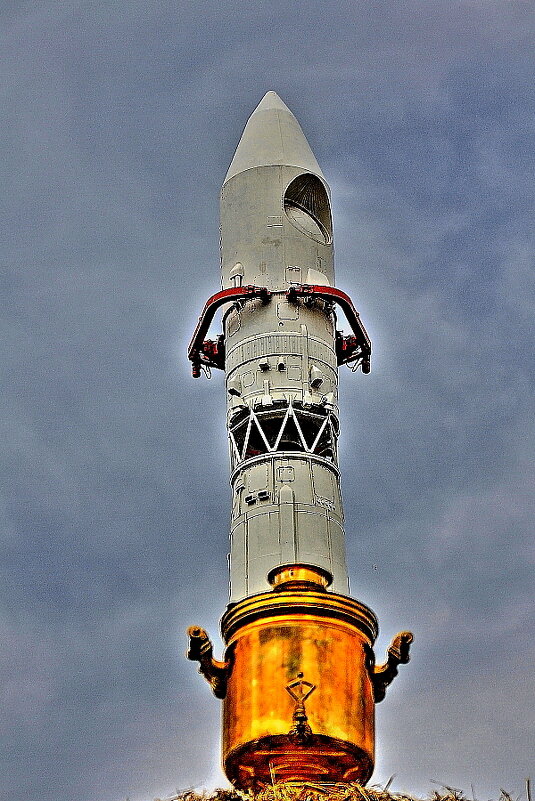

{"left": 372, "top": 630, "right": 414, "bottom": 703}
{"left": 187, "top": 283, "right": 371, "bottom": 377}
{"left": 188, "top": 285, "right": 271, "bottom": 377}
{"left": 287, "top": 284, "right": 371, "bottom": 372}
{"left": 186, "top": 626, "right": 229, "bottom": 699}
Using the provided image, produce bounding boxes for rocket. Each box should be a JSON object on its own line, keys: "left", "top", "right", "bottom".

{"left": 187, "top": 92, "right": 413, "bottom": 795}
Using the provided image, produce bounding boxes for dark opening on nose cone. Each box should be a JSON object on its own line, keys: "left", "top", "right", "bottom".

{"left": 224, "top": 91, "right": 325, "bottom": 184}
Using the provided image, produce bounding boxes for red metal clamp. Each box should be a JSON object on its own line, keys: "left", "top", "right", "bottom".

{"left": 188, "top": 283, "right": 371, "bottom": 377}
{"left": 188, "top": 285, "right": 271, "bottom": 377}
{"left": 286, "top": 284, "right": 371, "bottom": 372}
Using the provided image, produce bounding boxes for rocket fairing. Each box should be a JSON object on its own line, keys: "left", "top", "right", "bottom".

{"left": 187, "top": 93, "right": 412, "bottom": 793}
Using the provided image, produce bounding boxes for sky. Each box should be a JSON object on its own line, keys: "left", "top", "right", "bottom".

{"left": 1, "top": 1, "right": 534, "bottom": 800}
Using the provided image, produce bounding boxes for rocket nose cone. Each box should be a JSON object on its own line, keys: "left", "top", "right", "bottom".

{"left": 223, "top": 92, "right": 326, "bottom": 184}
{"left": 254, "top": 90, "right": 293, "bottom": 113}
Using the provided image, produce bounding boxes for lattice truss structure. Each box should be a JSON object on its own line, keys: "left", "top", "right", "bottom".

{"left": 228, "top": 401, "right": 339, "bottom": 469}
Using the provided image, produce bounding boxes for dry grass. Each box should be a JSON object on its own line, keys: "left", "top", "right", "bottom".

{"left": 150, "top": 786, "right": 530, "bottom": 801}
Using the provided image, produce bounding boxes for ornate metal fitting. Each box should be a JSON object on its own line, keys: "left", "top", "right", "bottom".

{"left": 186, "top": 626, "right": 229, "bottom": 699}
{"left": 286, "top": 672, "right": 316, "bottom": 743}
{"left": 371, "top": 630, "right": 414, "bottom": 703}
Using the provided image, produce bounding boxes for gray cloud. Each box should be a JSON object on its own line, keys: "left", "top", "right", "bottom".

{"left": 1, "top": 1, "right": 533, "bottom": 800}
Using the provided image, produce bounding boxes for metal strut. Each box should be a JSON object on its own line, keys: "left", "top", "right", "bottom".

{"left": 188, "top": 285, "right": 271, "bottom": 377}
{"left": 287, "top": 284, "right": 371, "bottom": 372}
{"left": 187, "top": 283, "right": 371, "bottom": 377}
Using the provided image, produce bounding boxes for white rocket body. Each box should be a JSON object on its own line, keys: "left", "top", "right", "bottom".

{"left": 220, "top": 93, "right": 348, "bottom": 600}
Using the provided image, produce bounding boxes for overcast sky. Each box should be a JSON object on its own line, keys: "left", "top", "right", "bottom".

{"left": 2, "top": 2, "right": 534, "bottom": 800}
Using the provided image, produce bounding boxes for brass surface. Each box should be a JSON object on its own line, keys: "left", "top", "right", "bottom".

{"left": 268, "top": 564, "right": 332, "bottom": 591}
{"left": 221, "top": 588, "right": 378, "bottom": 642}
{"left": 220, "top": 588, "right": 378, "bottom": 790}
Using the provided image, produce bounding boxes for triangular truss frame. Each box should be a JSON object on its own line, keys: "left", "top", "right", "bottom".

{"left": 229, "top": 402, "right": 337, "bottom": 466}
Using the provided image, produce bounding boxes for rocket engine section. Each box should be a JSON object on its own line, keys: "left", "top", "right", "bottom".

{"left": 187, "top": 92, "right": 412, "bottom": 794}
